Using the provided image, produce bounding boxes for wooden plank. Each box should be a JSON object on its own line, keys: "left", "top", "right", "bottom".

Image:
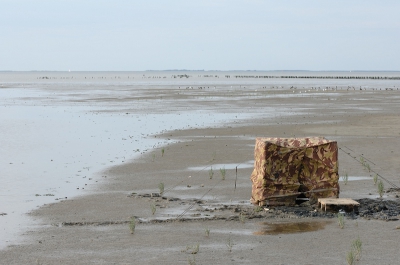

{"left": 318, "top": 198, "right": 359, "bottom": 212}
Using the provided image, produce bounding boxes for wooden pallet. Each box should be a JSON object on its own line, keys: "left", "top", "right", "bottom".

{"left": 318, "top": 198, "right": 360, "bottom": 212}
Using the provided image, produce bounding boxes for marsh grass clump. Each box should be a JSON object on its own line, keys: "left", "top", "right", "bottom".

{"left": 226, "top": 236, "right": 233, "bottom": 252}
{"left": 220, "top": 167, "right": 226, "bottom": 180}
{"left": 342, "top": 173, "right": 349, "bottom": 185}
{"left": 186, "top": 244, "right": 199, "bottom": 254}
{"left": 188, "top": 255, "right": 196, "bottom": 265}
{"left": 204, "top": 227, "right": 210, "bottom": 237}
{"left": 338, "top": 213, "right": 345, "bottom": 229}
{"left": 378, "top": 180, "right": 384, "bottom": 198}
{"left": 373, "top": 174, "right": 378, "bottom": 185}
{"left": 129, "top": 217, "right": 136, "bottom": 234}
{"left": 161, "top": 148, "right": 165, "bottom": 157}
{"left": 366, "top": 163, "right": 371, "bottom": 172}
{"left": 346, "top": 250, "right": 355, "bottom": 265}
{"left": 360, "top": 156, "right": 365, "bottom": 166}
{"left": 158, "top": 182, "right": 164, "bottom": 196}
{"left": 239, "top": 213, "right": 246, "bottom": 224}
{"left": 254, "top": 205, "right": 263, "bottom": 212}
{"left": 209, "top": 167, "right": 214, "bottom": 179}
{"left": 352, "top": 238, "right": 362, "bottom": 261}
{"left": 151, "top": 202, "right": 156, "bottom": 215}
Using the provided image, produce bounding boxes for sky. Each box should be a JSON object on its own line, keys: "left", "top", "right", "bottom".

{"left": 1, "top": 0, "right": 399, "bottom": 71}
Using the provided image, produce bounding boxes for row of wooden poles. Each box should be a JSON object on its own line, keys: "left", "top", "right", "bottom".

{"left": 233, "top": 75, "right": 400, "bottom": 80}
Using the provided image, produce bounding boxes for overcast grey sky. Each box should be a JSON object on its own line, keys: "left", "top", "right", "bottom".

{"left": 1, "top": 0, "right": 399, "bottom": 71}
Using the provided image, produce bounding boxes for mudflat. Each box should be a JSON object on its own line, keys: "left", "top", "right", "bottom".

{"left": 1, "top": 80, "right": 400, "bottom": 264}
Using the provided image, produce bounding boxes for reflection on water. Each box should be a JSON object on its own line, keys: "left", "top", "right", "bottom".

{"left": 254, "top": 220, "right": 331, "bottom": 235}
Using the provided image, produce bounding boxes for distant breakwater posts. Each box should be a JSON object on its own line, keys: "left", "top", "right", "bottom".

{"left": 231, "top": 75, "right": 400, "bottom": 80}
{"left": 35, "top": 74, "right": 400, "bottom": 80}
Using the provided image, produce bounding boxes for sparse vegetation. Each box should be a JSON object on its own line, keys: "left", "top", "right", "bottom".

{"left": 220, "top": 167, "right": 226, "bottom": 180}
{"left": 205, "top": 227, "right": 210, "bottom": 237}
{"left": 346, "top": 250, "right": 355, "bottom": 265}
{"left": 373, "top": 174, "right": 378, "bottom": 185}
{"left": 209, "top": 167, "right": 214, "bottom": 179}
{"left": 378, "top": 180, "right": 384, "bottom": 198}
{"left": 338, "top": 213, "right": 345, "bottom": 229}
{"left": 342, "top": 173, "right": 349, "bottom": 185}
{"left": 186, "top": 244, "right": 199, "bottom": 254}
{"left": 151, "top": 202, "right": 156, "bottom": 215}
{"left": 159, "top": 182, "right": 164, "bottom": 196}
{"left": 352, "top": 238, "right": 362, "bottom": 261}
{"left": 129, "top": 217, "right": 136, "bottom": 234}
{"left": 226, "top": 236, "right": 233, "bottom": 252}
{"left": 360, "top": 156, "right": 365, "bottom": 166}
{"left": 239, "top": 213, "right": 246, "bottom": 224}
{"left": 346, "top": 237, "right": 362, "bottom": 264}
{"left": 188, "top": 255, "right": 196, "bottom": 265}
{"left": 161, "top": 148, "right": 165, "bottom": 157}
{"left": 254, "top": 206, "right": 263, "bottom": 212}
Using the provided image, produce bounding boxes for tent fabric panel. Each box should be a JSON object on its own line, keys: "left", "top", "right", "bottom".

{"left": 250, "top": 137, "right": 340, "bottom": 205}
{"left": 299, "top": 141, "right": 339, "bottom": 200}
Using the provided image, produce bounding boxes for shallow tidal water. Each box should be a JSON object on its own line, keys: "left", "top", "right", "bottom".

{"left": 0, "top": 80, "right": 258, "bottom": 248}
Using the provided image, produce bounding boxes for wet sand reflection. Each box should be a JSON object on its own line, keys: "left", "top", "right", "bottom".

{"left": 254, "top": 220, "right": 331, "bottom": 235}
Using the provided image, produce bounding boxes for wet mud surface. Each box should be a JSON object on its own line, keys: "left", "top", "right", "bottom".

{"left": 121, "top": 192, "right": 400, "bottom": 223}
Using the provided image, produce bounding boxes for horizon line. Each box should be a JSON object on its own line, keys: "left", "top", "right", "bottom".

{"left": 1, "top": 69, "right": 400, "bottom": 72}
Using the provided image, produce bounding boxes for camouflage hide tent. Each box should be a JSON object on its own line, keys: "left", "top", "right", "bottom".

{"left": 250, "top": 137, "right": 339, "bottom": 206}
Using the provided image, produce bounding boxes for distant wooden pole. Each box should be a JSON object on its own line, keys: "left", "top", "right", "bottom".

{"left": 234, "top": 166, "right": 238, "bottom": 190}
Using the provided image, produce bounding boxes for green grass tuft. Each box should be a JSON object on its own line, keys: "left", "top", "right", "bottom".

{"left": 188, "top": 255, "right": 196, "bottom": 265}
{"left": 226, "top": 236, "right": 233, "bottom": 252}
{"left": 209, "top": 167, "right": 214, "bottom": 179}
{"left": 378, "top": 180, "right": 384, "bottom": 198}
{"left": 337, "top": 213, "right": 345, "bottom": 229}
{"left": 186, "top": 244, "right": 199, "bottom": 254}
{"left": 352, "top": 238, "right": 362, "bottom": 261}
{"left": 373, "top": 174, "right": 378, "bottom": 185}
{"left": 151, "top": 202, "right": 156, "bottom": 215}
{"left": 158, "top": 182, "right": 164, "bottom": 196}
{"left": 220, "top": 167, "right": 226, "bottom": 180}
{"left": 129, "top": 217, "right": 136, "bottom": 234}
{"left": 342, "top": 173, "right": 349, "bottom": 185}
{"left": 205, "top": 227, "right": 210, "bottom": 237}
{"left": 346, "top": 250, "right": 355, "bottom": 265}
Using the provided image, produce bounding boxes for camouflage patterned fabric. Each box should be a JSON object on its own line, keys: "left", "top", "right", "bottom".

{"left": 250, "top": 137, "right": 339, "bottom": 206}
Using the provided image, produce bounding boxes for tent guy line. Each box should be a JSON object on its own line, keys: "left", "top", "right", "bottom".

{"left": 339, "top": 146, "right": 399, "bottom": 189}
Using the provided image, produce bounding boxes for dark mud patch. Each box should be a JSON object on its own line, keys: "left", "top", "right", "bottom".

{"left": 357, "top": 198, "right": 400, "bottom": 221}
{"left": 127, "top": 193, "right": 400, "bottom": 222}
{"left": 254, "top": 220, "right": 331, "bottom": 235}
